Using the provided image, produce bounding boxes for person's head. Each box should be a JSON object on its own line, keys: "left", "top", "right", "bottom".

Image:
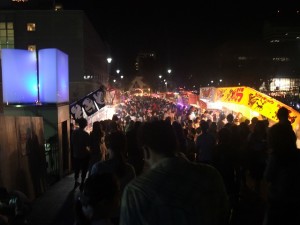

{"left": 92, "top": 121, "right": 101, "bottom": 133}
{"left": 276, "top": 107, "right": 289, "bottom": 122}
{"left": 251, "top": 117, "right": 258, "bottom": 125}
{"left": 165, "top": 116, "right": 172, "bottom": 125}
{"left": 172, "top": 121, "right": 184, "bottom": 136}
{"left": 105, "top": 131, "right": 127, "bottom": 158}
{"left": 209, "top": 122, "right": 217, "bottom": 131}
{"left": 244, "top": 119, "right": 250, "bottom": 125}
{"left": 226, "top": 114, "right": 234, "bottom": 123}
{"left": 78, "top": 173, "right": 120, "bottom": 222}
{"left": 219, "top": 113, "right": 226, "bottom": 121}
{"left": 112, "top": 114, "right": 119, "bottom": 122}
{"left": 200, "top": 120, "right": 209, "bottom": 133}
{"left": 77, "top": 118, "right": 88, "bottom": 129}
{"left": 139, "top": 120, "right": 177, "bottom": 165}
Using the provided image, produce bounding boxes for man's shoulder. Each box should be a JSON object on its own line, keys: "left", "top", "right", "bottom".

{"left": 91, "top": 160, "right": 112, "bottom": 175}
{"left": 123, "top": 160, "right": 225, "bottom": 208}
{"left": 127, "top": 160, "right": 220, "bottom": 189}
{"left": 73, "top": 128, "right": 89, "bottom": 135}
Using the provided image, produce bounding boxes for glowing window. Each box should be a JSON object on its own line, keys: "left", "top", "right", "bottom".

{"left": 7, "top": 30, "right": 14, "bottom": 36}
{"left": 28, "top": 45, "right": 36, "bottom": 51}
{"left": 7, "top": 23, "right": 13, "bottom": 29}
{"left": 0, "top": 22, "right": 14, "bottom": 49}
{"left": 27, "top": 23, "right": 36, "bottom": 31}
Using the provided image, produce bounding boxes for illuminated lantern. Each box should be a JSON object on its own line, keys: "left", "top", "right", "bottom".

{"left": 1, "top": 49, "right": 38, "bottom": 104}
{"left": 1, "top": 48, "right": 69, "bottom": 104}
{"left": 38, "top": 48, "right": 69, "bottom": 103}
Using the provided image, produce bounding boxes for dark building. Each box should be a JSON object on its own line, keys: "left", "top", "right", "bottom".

{"left": 0, "top": 6, "right": 109, "bottom": 104}
{"left": 135, "top": 51, "right": 161, "bottom": 90}
{"left": 212, "top": 8, "right": 300, "bottom": 92}
{"left": 0, "top": 4, "right": 110, "bottom": 184}
{"left": 214, "top": 40, "right": 269, "bottom": 88}
{"left": 260, "top": 9, "right": 300, "bottom": 109}
{"left": 263, "top": 9, "right": 300, "bottom": 79}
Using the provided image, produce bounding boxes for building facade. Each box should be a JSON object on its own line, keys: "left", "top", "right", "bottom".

{"left": 0, "top": 9, "right": 109, "bottom": 104}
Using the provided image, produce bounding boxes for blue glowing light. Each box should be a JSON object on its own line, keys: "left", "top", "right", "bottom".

{"left": 1, "top": 49, "right": 38, "bottom": 104}
{"left": 38, "top": 48, "right": 69, "bottom": 103}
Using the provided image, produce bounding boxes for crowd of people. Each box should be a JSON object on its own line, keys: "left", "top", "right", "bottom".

{"left": 71, "top": 96, "right": 300, "bottom": 225}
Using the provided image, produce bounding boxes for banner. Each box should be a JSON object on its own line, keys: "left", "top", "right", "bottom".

{"left": 70, "top": 88, "right": 106, "bottom": 120}
{"left": 81, "top": 95, "right": 98, "bottom": 116}
{"left": 199, "top": 87, "right": 215, "bottom": 101}
{"left": 70, "top": 101, "right": 83, "bottom": 120}
{"left": 215, "top": 86, "right": 300, "bottom": 129}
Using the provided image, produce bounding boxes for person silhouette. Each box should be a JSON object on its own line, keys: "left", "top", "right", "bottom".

{"left": 120, "top": 120, "right": 229, "bottom": 225}
{"left": 263, "top": 123, "right": 300, "bottom": 225}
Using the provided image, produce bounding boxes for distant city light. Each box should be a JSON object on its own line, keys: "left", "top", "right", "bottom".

{"left": 159, "top": 75, "right": 162, "bottom": 79}
{"left": 167, "top": 69, "right": 172, "bottom": 74}
{"left": 116, "top": 69, "right": 120, "bottom": 74}
{"left": 120, "top": 75, "right": 124, "bottom": 79}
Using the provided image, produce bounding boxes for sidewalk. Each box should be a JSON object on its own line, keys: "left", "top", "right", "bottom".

{"left": 28, "top": 173, "right": 79, "bottom": 225}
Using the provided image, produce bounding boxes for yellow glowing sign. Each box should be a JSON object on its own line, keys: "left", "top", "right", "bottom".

{"left": 215, "top": 86, "right": 300, "bottom": 130}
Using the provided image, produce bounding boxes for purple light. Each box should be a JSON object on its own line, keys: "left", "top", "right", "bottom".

{"left": 38, "top": 48, "right": 69, "bottom": 103}
{"left": 1, "top": 49, "right": 38, "bottom": 104}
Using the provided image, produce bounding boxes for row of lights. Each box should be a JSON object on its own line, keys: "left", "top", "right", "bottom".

{"left": 107, "top": 57, "right": 125, "bottom": 84}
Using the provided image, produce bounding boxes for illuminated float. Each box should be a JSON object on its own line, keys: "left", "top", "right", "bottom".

{"left": 200, "top": 86, "right": 300, "bottom": 132}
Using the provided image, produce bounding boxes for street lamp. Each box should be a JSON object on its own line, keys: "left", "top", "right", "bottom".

{"left": 167, "top": 69, "right": 172, "bottom": 74}
{"left": 120, "top": 75, "right": 124, "bottom": 91}
{"left": 107, "top": 57, "right": 112, "bottom": 86}
{"left": 159, "top": 75, "right": 162, "bottom": 79}
{"left": 116, "top": 69, "right": 120, "bottom": 74}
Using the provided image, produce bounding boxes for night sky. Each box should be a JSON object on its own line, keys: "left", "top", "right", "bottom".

{"left": 60, "top": 0, "right": 300, "bottom": 86}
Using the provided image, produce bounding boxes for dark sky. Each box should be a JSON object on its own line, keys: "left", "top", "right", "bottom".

{"left": 61, "top": 0, "right": 300, "bottom": 84}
